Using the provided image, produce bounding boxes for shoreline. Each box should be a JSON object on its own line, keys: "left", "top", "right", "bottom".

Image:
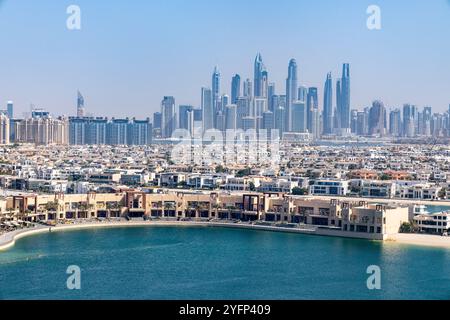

{"left": 1, "top": 220, "right": 449, "bottom": 252}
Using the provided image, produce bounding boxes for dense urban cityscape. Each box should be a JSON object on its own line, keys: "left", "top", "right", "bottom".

{"left": 1, "top": 54, "right": 449, "bottom": 146}
{"left": 1, "top": 0, "right": 450, "bottom": 303}
{"left": 0, "top": 55, "right": 449, "bottom": 242}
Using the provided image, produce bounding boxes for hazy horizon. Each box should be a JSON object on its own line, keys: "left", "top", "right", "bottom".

{"left": 0, "top": 0, "right": 449, "bottom": 119}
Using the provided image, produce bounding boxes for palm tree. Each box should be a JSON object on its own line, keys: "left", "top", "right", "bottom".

{"left": 163, "top": 202, "right": 175, "bottom": 218}
{"left": 106, "top": 202, "right": 121, "bottom": 217}
{"left": 227, "top": 205, "right": 237, "bottom": 220}
{"left": 189, "top": 202, "right": 200, "bottom": 219}
{"left": 211, "top": 203, "right": 221, "bottom": 219}
{"left": 45, "top": 201, "right": 59, "bottom": 212}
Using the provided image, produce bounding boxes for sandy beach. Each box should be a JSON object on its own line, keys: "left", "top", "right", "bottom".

{"left": 387, "top": 233, "right": 450, "bottom": 249}
{"left": 1, "top": 220, "right": 449, "bottom": 251}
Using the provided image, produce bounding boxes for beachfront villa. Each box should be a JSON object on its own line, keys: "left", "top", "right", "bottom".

{"left": 0, "top": 191, "right": 411, "bottom": 241}
{"left": 414, "top": 211, "right": 450, "bottom": 235}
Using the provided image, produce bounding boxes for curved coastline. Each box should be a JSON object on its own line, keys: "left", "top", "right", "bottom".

{"left": 1, "top": 221, "right": 450, "bottom": 252}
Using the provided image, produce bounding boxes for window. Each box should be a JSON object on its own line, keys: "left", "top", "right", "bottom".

{"left": 357, "top": 225, "right": 368, "bottom": 233}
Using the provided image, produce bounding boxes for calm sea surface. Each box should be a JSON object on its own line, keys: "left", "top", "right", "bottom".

{"left": 0, "top": 226, "right": 449, "bottom": 300}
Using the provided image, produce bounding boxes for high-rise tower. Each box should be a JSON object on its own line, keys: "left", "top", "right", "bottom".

{"left": 340, "top": 63, "right": 351, "bottom": 132}
{"left": 307, "top": 87, "right": 319, "bottom": 139}
{"left": 368, "top": 100, "right": 386, "bottom": 136}
{"left": 231, "top": 74, "right": 241, "bottom": 104}
{"left": 254, "top": 53, "right": 266, "bottom": 98}
{"left": 286, "top": 59, "right": 298, "bottom": 132}
{"left": 6, "top": 101, "right": 14, "bottom": 119}
{"left": 212, "top": 66, "right": 221, "bottom": 112}
{"left": 202, "top": 87, "right": 214, "bottom": 132}
{"left": 161, "top": 96, "right": 176, "bottom": 138}
{"left": 77, "top": 91, "right": 85, "bottom": 117}
{"left": 323, "top": 73, "right": 333, "bottom": 135}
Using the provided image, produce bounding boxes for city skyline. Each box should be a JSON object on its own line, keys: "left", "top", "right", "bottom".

{"left": 0, "top": 0, "right": 449, "bottom": 118}
{"left": 1, "top": 50, "right": 449, "bottom": 143}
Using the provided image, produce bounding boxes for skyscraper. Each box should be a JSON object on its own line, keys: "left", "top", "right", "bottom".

{"left": 236, "top": 97, "right": 251, "bottom": 129}
{"left": 161, "top": 96, "right": 176, "bottom": 138}
{"left": 225, "top": 104, "right": 237, "bottom": 130}
{"left": 217, "top": 94, "right": 229, "bottom": 131}
{"left": 193, "top": 109, "right": 202, "bottom": 122}
{"left": 403, "top": 104, "right": 416, "bottom": 137}
{"left": 243, "top": 78, "right": 253, "bottom": 98}
{"left": 261, "top": 70, "right": 269, "bottom": 99}
{"left": 87, "top": 118, "right": 107, "bottom": 144}
{"left": 221, "top": 95, "right": 229, "bottom": 111}
{"left": 323, "top": 73, "right": 333, "bottom": 135}
{"left": 356, "top": 111, "right": 368, "bottom": 136}
{"left": 297, "top": 86, "right": 307, "bottom": 103}
{"left": 212, "top": 67, "right": 221, "bottom": 129}
{"left": 6, "top": 101, "right": 14, "bottom": 119}
{"left": 0, "top": 114, "right": 10, "bottom": 145}
{"left": 389, "top": 109, "right": 402, "bottom": 137}
{"left": 291, "top": 101, "right": 307, "bottom": 133}
{"left": 106, "top": 118, "right": 130, "bottom": 145}
{"left": 274, "top": 105, "right": 285, "bottom": 137}
{"left": 69, "top": 117, "right": 86, "bottom": 145}
{"left": 368, "top": 100, "right": 386, "bottom": 136}
{"left": 179, "top": 105, "right": 194, "bottom": 130}
{"left": 242, "top": 116, "right": 256, "bottom": 131}
{"left": 77, "top": 91, "right": 85, "bottom": 118}
{"left": 422, "top": 106, "right": 432, "bottom": 136}
{"left": 254, "top": 53, "right": 266, "bottom": 98}
{"left": 153, "top": 112, "right": 162, "bottom": 129}
{"left": 306, "top": 87, "right": 319, "bottom": 137}
{"left": 335, "top": 79, "right": 342, "bottom": 130}
{"left": 340, "top": 64, "right": 351, "bottom": 132}
{"left": 71, "top": 117, "right": 152, "bottom": 146}
{"left": 231, "top": 74, "right": 241, "bottom": 104}
{"left": 351, "top": 109, "right": 358, "bottom": 134}
{"left": 262, "top": 111, "right": 274, "bottom": 139}
{"left": 15, "top": 115, "right": 69, "bottom": 145}
{"left": 202, "top": 87, "right": 214, "bottom": 132}
{"left": 186, "top": 110, "right": 194, "bottom": 136}
{"left": 268, "top": 83, "right": 276, "bottom": 112}
{"left": 253, "top": 98, "right": 267, "bottom": 130}
{"left": 128, "top": 118, "right": 153, "bottom": 145}
{"left": 286, "top": 59, "right": 298, "bottom": 132}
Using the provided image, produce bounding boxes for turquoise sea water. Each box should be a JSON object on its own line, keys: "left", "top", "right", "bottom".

{"left": 0, "top": 226, "right": 449, "bottom": 300}
{"left": 426, "top": 205, "right": 450, "bottom": 214}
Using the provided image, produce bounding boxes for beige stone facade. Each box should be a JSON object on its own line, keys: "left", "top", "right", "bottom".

{"left": 1, "top": 191, "right": 410, "bottom": 240}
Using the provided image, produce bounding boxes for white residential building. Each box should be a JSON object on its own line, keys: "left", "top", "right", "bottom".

{"left": 398, "top": 184, "right": 442, "bottom": 200}
{"left": 309, "top": 179, "right": 349, "bottom": 196}
{"left": 414, "top": 211, "right": 450, "bottom": 235}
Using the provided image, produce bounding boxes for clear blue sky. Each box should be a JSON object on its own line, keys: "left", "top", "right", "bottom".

{"left": 0, "top": 0, "right": 449, "bottom": 118}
